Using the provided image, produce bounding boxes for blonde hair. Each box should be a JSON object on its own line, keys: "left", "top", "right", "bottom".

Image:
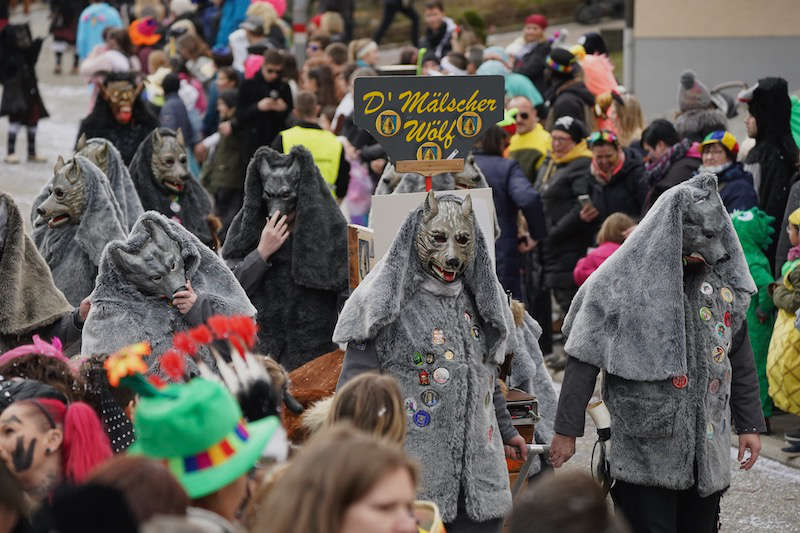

{"left": 613, "top": 93, "right": 645, "bottom": 148}
{"left": 348, "top": 38, "right": 377, "bottom": 63}
{"left": 250, "top": 424, "right": 418, "bottom": 533}
{"left": 596, "top": 212, "right": 636, "bottom": 245}
{"left": 246, "top": 1, "right": 277, "bottom": 30}
{"left": 328, "top": 373, "right": 406, "bottom": 444}
{"left": 147, "top": 50, "right": 169, "bottom": 74}
{"left": 319, "top": 11, "right": 345, "bottom": 36}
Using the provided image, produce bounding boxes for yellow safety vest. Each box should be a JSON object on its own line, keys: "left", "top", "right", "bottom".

{"left": 280, "top": 126, "right": 343, "bottom": 197}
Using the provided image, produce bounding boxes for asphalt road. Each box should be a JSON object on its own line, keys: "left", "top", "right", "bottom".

{"left": 1, "top": 6, "right": 798, "bottom": 532}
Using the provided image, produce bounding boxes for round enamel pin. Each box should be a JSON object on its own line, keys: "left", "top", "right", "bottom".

{"left": 711, "top": 346, "right": 726, "bottom": 363}
{"left": 418, "top": 370, "right": 430, "bottom": 385}
{"left": 432, "top": 329, "right": 445, "bottom": 345}
{"left": 720, "top": 287, "right": 733, "bottom": 303}
{"left": 672, "top": 374, "right": 688, "bottom": 389}
{"left": 706, "top": 422, "right": 714, "bottom": 440}
{"left": 723, "top": 311, "right": 731, "bottom": 328}
{"left": 433, "top": 367, "right": 450, "bottom": 384}
{"left": 715, "top": 322, "right": 726, "bottom": 339}
{"left": 699, "top": 307, "right": 713, "bottom": 321}
{"left": 708, "top": 378, "right": 721, "bottom": 394}
{"left": 404, "top": 398, "right": 417, "bottom": 415}
{"left": 413, "top": 410, "right": 431, "bottom": 427}
{"left": 421, "top": 389, "right": 440, "bottom": 407}
{"left": 444, "top": 350, "right": 455, "bottom": 360}
{"left": 169, "top": 200, "right": 181, "bottom": 213}
{"left": 413, "top": 352, "right": 424, "bottom": 366}
{"left": 425, "top": 352, "right": 435, "bottom": 365}
{"left": 471, "top": 326, "right": 481, "bottom": 340}
{"left": 700, "top": 282, "right": 713, "bottom": 296}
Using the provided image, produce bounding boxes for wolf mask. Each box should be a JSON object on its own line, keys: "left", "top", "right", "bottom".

{"left": 562, "top": 173, "right": 755, "bottom": 381}
{"left": 37, "top": 156, "right": 86, "bottom": 229}
{"left": 258, "top": 152, "right": 301, "bottom": 222}
{"left": 111, "top": 218, "right": 187, "bottom": 300}
{"left": 99, "top": 78, "right": 143, "bottom": 125}
{"left": 151, "top": 128, "right": 189, "bottom": 194}
{"left": 416, "top": 191, "right": 475, "bottom": 283}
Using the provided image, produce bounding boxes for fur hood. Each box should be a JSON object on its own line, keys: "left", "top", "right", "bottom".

{"left": 33, "top": 156, "right": 128, "bottom": 269}
{"left": 129, "top": 128, "right": 215, "bottom": 246}
{"left": 563, "top": 173, "right": 756, "bottom": 381}
{"left": 222, "top": 146, "right": 348, "bottom": 292}
{"left": 81, "top": 137, "right": 144, "bottom": 230}
{"left": 0, "top": 192, "right": 72, "bottom": 336}
{"left": 334, "top": 194, "right": 512, "bottom": 365}
{"left": 82, "top": 211, "right": 255, "bottom": 358}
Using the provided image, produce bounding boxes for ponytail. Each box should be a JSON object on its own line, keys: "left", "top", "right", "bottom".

{"left": 33, "top": 399, "right": 112, "bottom": 483}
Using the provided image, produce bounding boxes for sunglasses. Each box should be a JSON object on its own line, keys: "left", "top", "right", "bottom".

{"left": 515, "top": 112, "right": 530, "bottom": 120}
{"left": 307, "top": 43, "right": 320, "bottom": 51}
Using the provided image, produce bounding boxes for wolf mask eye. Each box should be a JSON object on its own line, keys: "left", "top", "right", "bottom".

{"left": 151, "top": 275, "right": 162, "bottom": 282}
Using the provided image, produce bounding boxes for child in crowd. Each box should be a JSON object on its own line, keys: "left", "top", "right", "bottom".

{"left": 573, "top": 212, "right": 636, "bottom": 286}
{"left": 767, "top": 208, "right": 800, "bottom": 450}
{"left": 327, "top": 373, "right": 406, "bottom": 444}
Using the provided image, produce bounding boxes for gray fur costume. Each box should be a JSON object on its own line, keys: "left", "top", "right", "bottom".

{"left": 334, "top": 194, "right": 513, "bottom": 523}
{"left": 222, "top": 146, "right": 348, "bottom": 371}
{"left": 0, "top": 192, "right": 81, "bottom": 353}
{"left": 509, "top": 309, "right": 556, "bottom": 476}
{"left": 563, "top": 174, "right": 756, "bottom": 496}
{"left": 82, "top": 212, "right": 255, "bottom": 366}
{"left": 32, "top": 156, "right": 128, "bottom": 306}
{"left": 77, "top": 136, "right": 144, "bottom": 230}
{"left": 129, "top": 128, "right": 215, "bottom": 247}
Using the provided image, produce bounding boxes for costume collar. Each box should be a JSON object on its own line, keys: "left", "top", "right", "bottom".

{"left": 421, "top": 274, "right": 464, "bottom": 298}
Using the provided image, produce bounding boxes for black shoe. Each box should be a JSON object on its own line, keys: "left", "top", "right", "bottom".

{"left": 781, "top": 442, "right": 800, "bottom": 457}
{"left": 785, "top": 428, "right": 800, "bottom": 444}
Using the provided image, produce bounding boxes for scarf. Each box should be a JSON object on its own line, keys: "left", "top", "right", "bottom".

{"left": 644, "top": 138, "right": 692, "bottom": 187}
{"left": 541, "top": 140, "right": 593, "bottom": 185}
{"left": 591, "top": 149, "right": 626, "bottom": 184}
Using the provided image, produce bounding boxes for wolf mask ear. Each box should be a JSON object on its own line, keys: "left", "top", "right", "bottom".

{"left": 54, "top": 155, "right": 66, "bottom": 175}
{"left": 423, "top": 191, "right": 439, "bottom": 223}
{"left": 64, "top": 159, "right": 81, "bottom": 185}
{"left": 153, "top": 128, "right": 163, "bottom": 148}
{"left": 461, "top": 194, "right": 473, "bottom": 217}
{"left": 176, "top": 128, "right": 185, "bottom": 147}
{"left": 76, "top": 133, "right": 88, "bottom": 151}
{"left": 142, "top": 218, "right": 173, "bottom": 250}
{"left": 111, "top": 246, "right": 139, "bottom": 273}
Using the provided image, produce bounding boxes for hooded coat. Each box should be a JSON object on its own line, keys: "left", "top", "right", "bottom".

{"left": 81, "top": 212, "right": 255, "bottom": 366}
{"left": 544, "top": 79, "right": 596, "bottom": 132}
{"left": 32, "top": 156, "right": 128, "bottom": 306}
{"left": 129, "top": 128, "right": 216, "bottom": 248}
{"left": 78, "top": 137, "right": 144, "bottom": 230}
{"left": 744, "top": 78, "right": 800, "bottom": 273}
{"left": 334, "top": 194, "right": 514, "bottom": 523}
{"left": 76, "top": 76, "right": 158, "bottom": 165}
{"left": 562, "top": 174, "right": 761, "bottom": 496}
{"left": 0, "top": 24, "right": 48, "bottom": 124}
{"left": 0, "top": 193, "right": 81, "bottom": 354}
{"left": 222, "top": 147, "right": 348, "bottom": 371}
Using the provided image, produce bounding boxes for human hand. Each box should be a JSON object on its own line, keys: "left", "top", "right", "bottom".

{"left": 504, "top": 434, "right": 529, "bottom": 461}
{"left": 548, "top": 433, "right": 576, "bottom": 468}
{"left": 257, "top": 97, "right": 272, "bottom": 111}
{"left": 194, "top": 143, "right": 208, "bottom": 163}
{"left": 272, "top": 98, "right": 288, "bottom": 112}
{"left": 257, "top": 211, "right": 290, "bottom": 261}
{"left": 738, "top": 433, "right": 761, "bottom": 470}
{"left": 579, "top": 204, "right": 600, "bottom": 223}
{"left": 218, "top": 121, "right": 232, "bottom": 136}
{"left": 78, "top": 296, "right": 92, "bottom": 322}
{"left": 369, "top": 158, "right": 387, "bottom": 175}
{"left": 172, "top": 280, "right": 198, "bottom": 315}
{"left": 518, "top": 233, "right": 536, "bottom": 253}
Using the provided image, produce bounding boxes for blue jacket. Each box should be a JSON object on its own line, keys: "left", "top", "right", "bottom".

{"left": 214, "top": 0, "right": 250, "bottom": 47}
{"left": 159, "top": 93, "right": 198, "bottom": 148}
{"left": 76, "top": 3, "right": 122, "bottom": 60}
{"left": 698, "top": 162, "right": 758, "bottom": 213}
{"left": 474, "top": 152, "right": 546, "bottom": 299}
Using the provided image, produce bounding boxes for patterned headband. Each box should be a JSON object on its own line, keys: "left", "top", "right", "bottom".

{"left": 546, "top": 56, "right": 573, "bottom": 74}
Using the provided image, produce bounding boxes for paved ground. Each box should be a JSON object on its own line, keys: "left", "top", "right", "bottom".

{"left": 2, "top": 5, "right": 799, "bottom": 531}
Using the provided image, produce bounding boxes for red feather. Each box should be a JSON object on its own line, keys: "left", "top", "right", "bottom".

{"left": 230, "top": 315, "right": 258, "bottom": 348}
{"left": 230, "top": 337, "right": 246, "bottom": 358}
{"left": 189, "top": 325, "right": 213, "bottom": 345}
{"left": 148, "top": 375, "right": 166, "bottom": 388}
{"left": 161, "top": 350, "right": 186, "bottom": 381}
{"left": 207, "top": 315, "right": 232, "bottom": 339}
{"left": 172, "top": 331, "right": 197, "bottom": 356}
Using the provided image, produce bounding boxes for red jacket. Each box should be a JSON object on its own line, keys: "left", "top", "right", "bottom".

{"left": 573, "top": 241, "right": 621, "bottom": 286}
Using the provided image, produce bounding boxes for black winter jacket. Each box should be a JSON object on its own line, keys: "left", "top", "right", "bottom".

{"left": 513, "top": 40, "right": 551, "bottom": 96}
{"left": 544, "top": 79, "right": 595, "bottom": 131}
{"left": 535, "top": 155, "right": 594, "bottom": 288}
{"left": 643, "top": 155, "right": 701, "bottom": 214}
{"left": 588, "top": 148, "right": 647, "bottom": 221}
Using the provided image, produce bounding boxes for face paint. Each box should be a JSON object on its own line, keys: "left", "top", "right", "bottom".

{"left": 416, "top": 192, "right": 475, "bottom": 283}
{"left": 36, "top": 157, "right": 86, "bottom": 229}
{"left": 10, "top": 436, "right": 36, "bottom": 473}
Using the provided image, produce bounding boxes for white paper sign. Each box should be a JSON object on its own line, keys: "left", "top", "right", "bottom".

{"left": 369, "top": 188, "right": 496, "bottom": 266}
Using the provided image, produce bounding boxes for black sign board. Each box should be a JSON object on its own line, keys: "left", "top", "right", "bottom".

{"left": 353, "top": 75, "right": 504, "bottom": 173}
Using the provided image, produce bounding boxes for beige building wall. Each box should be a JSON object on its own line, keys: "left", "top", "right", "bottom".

{"left": 634, "top": 0, "right": 800, "bottom": 38}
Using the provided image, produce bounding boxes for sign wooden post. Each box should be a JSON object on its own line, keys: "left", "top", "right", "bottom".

{"left": 353, "top": 75, "right": 504, "bottom": 173}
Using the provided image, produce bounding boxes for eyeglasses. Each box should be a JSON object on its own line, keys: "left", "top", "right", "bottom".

{"left": 551, "top": 135, "right": 572, "bottom": 143}
{"left": 515, "top": 112, "right": 530, "bottom": 121}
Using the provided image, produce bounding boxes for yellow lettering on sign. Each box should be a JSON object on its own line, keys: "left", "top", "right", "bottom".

{"left": 362, "top": 91, "right": 385, "bottom": 114}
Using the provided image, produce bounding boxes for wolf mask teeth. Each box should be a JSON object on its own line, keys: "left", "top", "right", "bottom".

{"left": 37, "top": 156, "right": 86, "bottom": 229}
